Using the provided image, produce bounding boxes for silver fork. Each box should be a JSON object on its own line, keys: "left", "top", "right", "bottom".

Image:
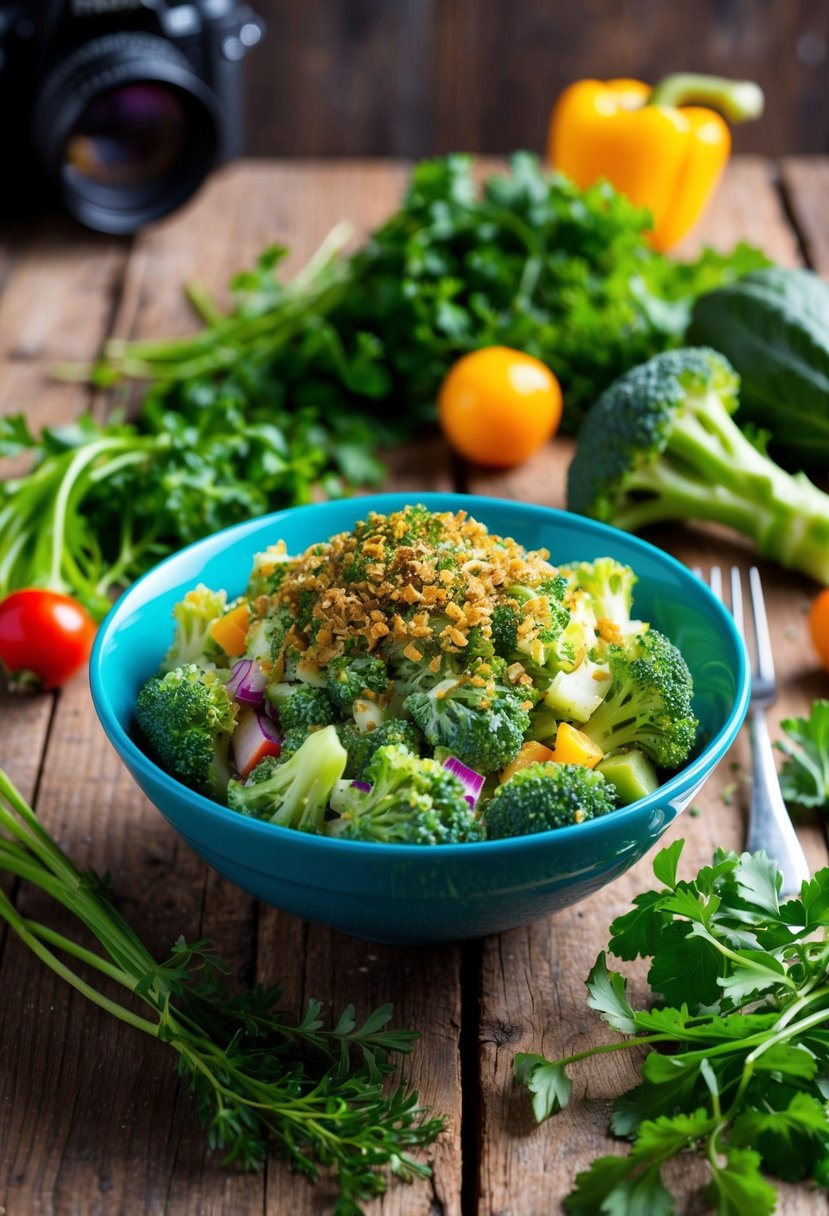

{"left": 699, "top": 565, "right": 810, "bottom": 896}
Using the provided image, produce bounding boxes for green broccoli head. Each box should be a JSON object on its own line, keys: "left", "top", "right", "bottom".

{"left": 325, "top": 653, "right": 390, "bottom": 713}
{"left": 405, "top": 674, "right": 530, "bottom": 774}
{"left": 337, "top": 718, "right": 425, "bottom": 779}
{"left": 276, "top": 684, "right": 335, "bottom": 733}
{"left": 273, "top": 724, "right": 319, "bottom": 765}
{"left": 160, "top": 584, "right": 226, "bottom": 673}
{"left": 247, "top": 754, "right": 283, "bottom": 783}
{"left": 331, "top": 744, "right": 482, "bottom": 845}
{"left": 385, "top": 638, "right": 462, "bottom": 698}
{"left": 566, "top": 347, "right": 829, "bottom": 585}
{"left": 482, "top": 762, "right": 617, "bottom": 839}
{"left": 580, "top": 628, "right": 697, "bottom": 770}
{"left": 135, "top": 663, "right": 237, "bottom": 798}
{"left": 498, "top": 578, "right": 588, "bottom": 680}
{"left": 227, "top": 724, "right": 347, "bottom": 831}
{"left": 567, "top": 347, "right": 739, "bottom": 525}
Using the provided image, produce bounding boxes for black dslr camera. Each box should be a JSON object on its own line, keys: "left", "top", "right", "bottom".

{"left": 0, "top": 0, "right": 263, "bottom": 234}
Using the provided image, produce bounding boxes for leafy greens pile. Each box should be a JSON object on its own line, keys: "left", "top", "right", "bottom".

{"left": 1, "top": 153, "right": 766, "bottom": 618}
{"left": 0, "top": 768, "right": 442, "bottom": 1212}
{"left": 516, "top": 839, "right": 829, "bottom": 1214}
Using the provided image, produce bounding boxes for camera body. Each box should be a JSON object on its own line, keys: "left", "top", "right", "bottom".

{"left": 0, "top": 0, "right": 263, "bottom": 233}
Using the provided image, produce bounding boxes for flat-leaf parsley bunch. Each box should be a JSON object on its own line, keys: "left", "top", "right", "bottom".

{"left": 516, "top": 839, "right": 829, "bottom": 1214}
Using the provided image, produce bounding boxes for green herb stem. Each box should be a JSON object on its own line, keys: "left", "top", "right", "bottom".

{"left": 0, "top": 886, "right": 159, "bottom": 1037}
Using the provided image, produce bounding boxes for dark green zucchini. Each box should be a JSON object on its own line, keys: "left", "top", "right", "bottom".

{"left": 689, "top": 266, "right": 829, "bottom": 469}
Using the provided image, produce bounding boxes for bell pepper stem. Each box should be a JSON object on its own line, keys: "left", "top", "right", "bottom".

{"left": 647, "top": 73, "right": 764, "bottom": 123}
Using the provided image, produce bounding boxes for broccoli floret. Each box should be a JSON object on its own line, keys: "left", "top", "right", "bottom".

{"left": 490, "top": 603, "right": 519, "bottom": 658}
{"left": 135, "top": 664, "right": 237, "bottom": 798}
{"left": 247, "top": 754, "right": 283, "bottom": 783}
{"left": 561, "top": 558, "right": 643, "bottom": 639}
{"left": 497, "top": 579, "right": 588, "bottom": 680}
{"left": 567, "top": 347, "right": 829, "bottom": 584}
{"left": 482, "top": 762, "right": 617, "bottom": 839}
{"left": 337, "top": 718, "right": 424, "bottom": 778}
{"left": 275, "top": 684, "right": 335, "bottom": 733}
{"left": 405, "top": 676, "right": 530, "bottom": 774}
{"left": 160, "top": 584, "right": 226, "bottom": 672}
{"left": 274, "top": 724, "right": 319, "bottom": 764}
{"left": 331, "top": 744, "right": 481, "bottom": 845}
{"left": 226, "top": 725, "right": 347, "bottom": 831}
{"left": 385, "top": 639, "right": 462, "bottom": 698}
{"left": 580, "top": 629, "right": 697, "bottom": 770}
{"left": 325, "top": 654, "right": 390, "bottom": 713}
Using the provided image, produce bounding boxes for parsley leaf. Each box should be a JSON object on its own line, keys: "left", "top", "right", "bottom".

{"left": 776, "top": 700, "right": 829, "bottom": 810}
{"left": 516, "top": 841, "right": 829, "bottom": 1214}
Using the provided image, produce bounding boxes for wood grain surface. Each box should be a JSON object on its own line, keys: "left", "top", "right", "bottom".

{"left": 1, "top": 158, "right": 828, "bottom": 1216}
{"left": 243, "top": 1, "right": 829, "bottom": 160}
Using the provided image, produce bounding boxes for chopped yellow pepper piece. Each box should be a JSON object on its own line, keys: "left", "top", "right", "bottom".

{"left": 208, "top": 602, "right": 250, "bottom": 657}
{"left": 499, "top": 740, "right": 556, "bottom": 784}
{"left": 549, "top": 721, "right": 604, "bottom": 769}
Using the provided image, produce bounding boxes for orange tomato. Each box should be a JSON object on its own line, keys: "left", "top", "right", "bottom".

{"left": 809, "top": 588, "right": 829, "bottom": 672}
{"left": 437, "top": 346, "right": 562, "bottom": 467}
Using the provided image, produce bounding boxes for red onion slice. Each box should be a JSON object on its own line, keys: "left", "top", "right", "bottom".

{"left": 443, "top": 755, "right": 485, "bottom": 807}
{"left": 257, "top": 713, "right": 283, "bottom": 745}
{"left": 226, "top": 658, "right": 267, "bottom": 706}
{"left": 350, "top": 780, "right": 372, "bottom": 793}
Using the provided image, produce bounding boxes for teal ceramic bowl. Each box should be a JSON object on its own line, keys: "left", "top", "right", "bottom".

{"left": 90, "top": 493, "right": 750, "bottom": 945}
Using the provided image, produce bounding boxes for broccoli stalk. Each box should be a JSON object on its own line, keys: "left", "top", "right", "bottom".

{"left": 227, "top": 725, "right": 347, "bottom": 831}
{"left": 135, "top": 664, "right": 238, "bottom": 798}
{"left": 567, "top": 347, "right": 829, "bottom": 584}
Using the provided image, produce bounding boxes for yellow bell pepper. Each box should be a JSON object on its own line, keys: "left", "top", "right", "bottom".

{"left": 548, "top": 73, "right": 764, "bottom": 251}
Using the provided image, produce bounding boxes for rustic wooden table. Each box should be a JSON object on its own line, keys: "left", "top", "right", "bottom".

{"left": 1, "top": 157, "right": 828, "bottom": 1216}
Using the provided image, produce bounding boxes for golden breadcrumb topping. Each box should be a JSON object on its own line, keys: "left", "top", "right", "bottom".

{"left": 265, "top": 506, "right": 562, "bottom": 671}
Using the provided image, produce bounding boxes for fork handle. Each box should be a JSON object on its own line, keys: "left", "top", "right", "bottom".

{"left": 745, "top": 709, "right": 810, "bottom": 896}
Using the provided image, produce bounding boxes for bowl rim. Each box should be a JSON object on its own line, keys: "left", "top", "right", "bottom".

{"left": 90, "top": 492, "right": 751, "bottom": 860}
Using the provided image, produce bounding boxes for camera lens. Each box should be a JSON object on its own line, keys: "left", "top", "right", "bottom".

{"left": 64, "top": 85, "right": 189, "bottom": 191}
{"left": 33, "top": 34, "right": 220, "bottom": 235}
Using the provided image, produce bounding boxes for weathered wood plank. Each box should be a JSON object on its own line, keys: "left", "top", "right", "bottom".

{"left": 0, "top": 220, "right": 131, "bottom": 801}
{"left": 468, "top": 158, "right": 828, "bottom": 1214}
{"left": 779, "top": 157, "right": 829, "bottom": 274}
{"left": 0, "top": 161, "right": 462, "bottom": 1216}
{"left": 246, "top": 0, "right": 829, "bottom": 160}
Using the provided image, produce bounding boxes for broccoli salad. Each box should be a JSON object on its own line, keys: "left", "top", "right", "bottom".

{"left": 134, "top": 505, "right": 698, "bottom": 844}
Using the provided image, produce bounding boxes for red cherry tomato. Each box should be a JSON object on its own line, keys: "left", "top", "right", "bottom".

{"left": 0, "top": 590, "right": 97, "bottom": 692}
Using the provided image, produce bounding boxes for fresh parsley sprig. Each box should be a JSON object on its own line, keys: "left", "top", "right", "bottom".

{"left": 776, "top": 699, "right": 829, "bottom": 810}
{"left": 0, "top": 768, "right": 443, "bottom": 1211}
{"left": 515, "top": 839, "right": 829, "bottom": 1214}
